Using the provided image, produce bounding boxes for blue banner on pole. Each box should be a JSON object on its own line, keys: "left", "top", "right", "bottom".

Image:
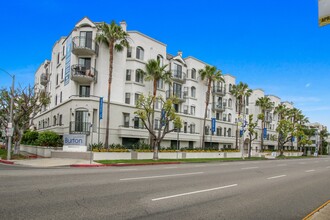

{"left": 263, "top": 128, "right": 267, "bottom": 139}
{"left": 99, "top": 97, "right": 103, "bottom": 120}
{"left": 161, "top": 109, "right": 165, "bottom": 126}
{"left": 211, "top": 118, "right": 216, "bottom": 133}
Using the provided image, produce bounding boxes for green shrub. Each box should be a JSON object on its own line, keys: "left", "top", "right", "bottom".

{"left": 21, "top": 130, "right": 39, "bottom": 145}
{"left": 36, "top": 131, "right": 62, "bottom": 147}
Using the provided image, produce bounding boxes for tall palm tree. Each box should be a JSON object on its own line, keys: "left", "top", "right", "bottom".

{"left": 199, "top": 65, "right": 224, "bottom": 149}
{"left": 96, "top": 21, "right": 129, "bottom": 148}
{"left": 230, "top": 82, "right": 252, "bottom": 150}
{"left": 141, "top": 59, "right": 172, "bottom": 153}
{"left": 256, "top": 96, "right": 274, "bottom": 152}
{"left": 274, "top": 103, "right": 288, "bottom": 121}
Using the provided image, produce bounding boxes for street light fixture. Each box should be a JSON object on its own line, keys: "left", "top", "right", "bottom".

{"left": 0, "top": 68, "right": 15, "bottom": 160}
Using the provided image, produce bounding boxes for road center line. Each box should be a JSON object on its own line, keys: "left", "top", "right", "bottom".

{"left": 267, "top": 175, "right": 287, "bottom": 180}
{"left": 152, "top": 184, "right": 238, "bottom": 201}
{"left": 120, "top": 172, "right": 203, "bottom": 181}
{"left": 305, "top": 170, "right": 315, "bottom": 172}
{"left": 241, "top": 167, "right": 259, "bottom": 170}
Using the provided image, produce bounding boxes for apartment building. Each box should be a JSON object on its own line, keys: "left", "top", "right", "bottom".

{"left": 34, "top": 17, "right": 308, "bottom": 152}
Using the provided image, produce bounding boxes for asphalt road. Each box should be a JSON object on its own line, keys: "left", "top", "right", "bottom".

{"left": 1, "top": 157, "right": 330, "bottom": 220}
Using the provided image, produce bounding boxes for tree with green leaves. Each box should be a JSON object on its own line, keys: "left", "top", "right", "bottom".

{"left": 246, "top": 114, "right": 258, "bottom": 158}
{"left": 231, "top": 82, "right": 252, "bottom": 150}
{"left": 256, "top": 96, "right": 274, "bottom": 152}
{"left": 0, "top": 86, "right": 49, "bottom": 153}
{"left": 319, "top": 128, "right": 329, "bottom": 155}
{"left": 135, "top": 94, "right": 182, "bottom": 160}
{"left": 199, "top": 65, "right": 224, "bottom": 149}
{"left": 139, "top": 59, "right": 172, "bottom": 148}
{"left": 95, "top": 21, "right": 129, "bottom": 148}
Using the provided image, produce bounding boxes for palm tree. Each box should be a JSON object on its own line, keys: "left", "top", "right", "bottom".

{"left": 274, "top": 103, "right": 288, "bottom": 121}
{"left": 199, "top": 65, "right": 224, "bottom": 149}
{"left": 230, "top": 82, "right": 252, "bottom": 150}
{"left": 96, "top": 21, "right": 129, "bottom": 148}
{"left": 256, "top": 96, "right": 274, "bottom": 152}
{"left": 141, "top": 59, "right": 172, "bottom": 154}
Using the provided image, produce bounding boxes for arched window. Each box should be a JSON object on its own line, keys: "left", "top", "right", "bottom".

{"left": 136, "top": 46, "right": 144, "bottom": 60}
{"left": 157, "top": 54, "right": 163, "bottom": 66}
{"left": 228, "top": 98, "right": 232, "bottom": 108}
{"left": 191, "top": 86, "right": 196, "bottom": 98}
{"left": 53, "top": 116, "right": 57, "bottom": 126}
{"left": 228, "top": 128, "right": 232, "bottom": 137}
{"left": 228, "top": 113, "right": 232, "bottom": 122}
{"left": 191, "top": 68, "right": 196, "bottom": 79}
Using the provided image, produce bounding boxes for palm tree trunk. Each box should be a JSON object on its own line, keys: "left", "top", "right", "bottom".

{"left": 202, "top": 80, "right": 211, "bottom": 149}
{"left": 104, "top": 41, "right": 114, "bottom": 148}
{"left": 261, "top": 120, "right": 264, "bottom": 152}
{"left": 152, "top": 79, "right": 157, "bottom": 159}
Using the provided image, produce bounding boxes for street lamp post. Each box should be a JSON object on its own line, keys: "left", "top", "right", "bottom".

{"left": 0, "top": 68, "right": 15, "bottom": 160}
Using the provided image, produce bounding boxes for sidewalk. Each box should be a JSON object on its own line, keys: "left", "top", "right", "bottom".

{"left": 304, "top": 200, "right": 330, "bottom": 220}
{"left": 1, "top": 158, "right": 101, "bottom": 168}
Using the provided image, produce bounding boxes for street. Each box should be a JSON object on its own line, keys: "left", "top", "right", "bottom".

{"left": 0, "top": 157, "right": 330, "bottom": 219}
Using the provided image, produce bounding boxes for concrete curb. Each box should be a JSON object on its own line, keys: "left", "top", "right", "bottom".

{"left": 303, "top": 200, "right": 330, "bottom": 220}
{"left": 0, "top": 159, "right": 15, "bottom": 165}
{"left": 70, "top": 161, "right": 181, "bottom": 167}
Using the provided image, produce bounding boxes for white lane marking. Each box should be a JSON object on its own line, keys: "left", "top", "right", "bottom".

{"left": 152, "top": 184, "right": 238, "bottom": 201}
{"left": 241, "top": 167, "right": 259, "bottom": 170}
{"left": 267, "top": 175, "right": 287, "bottom": 180}
{"left": 120, "top": 172, "right": 203, "bottom": 181}
{"left": 305, "top": 170, "right": 315, "bottom": 172}
{"left": 119, "top": 168, "right": 138, "bottom": 171}
{"left": 277, "top": 164, "right": 287, "bottom": 167}
{"left": 162, "top": 166, "right": 178, "bottom": 169}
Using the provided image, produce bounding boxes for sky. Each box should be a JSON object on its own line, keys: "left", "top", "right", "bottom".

{"left": 0, "top": 0, "right": 329, "bottom": 128}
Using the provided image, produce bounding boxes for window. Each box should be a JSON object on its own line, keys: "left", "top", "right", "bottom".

{"left": 157, "top": 79, "right": 163, "bottom": 89}
{"left": 228, "top": 98, "right": 232, "bottom": 108}
{"left": 216, "top": 113, "right": 220, "bottom": 120}
{"left": 135, "top": 69, "right": 144, "bottom": 83}
{"left": 123, "top": 113, "right": 130, "bottom": 127}
{"left": 173, "top": 83, "right": 182, "bottom": 98}
{"left": 125, "top": 93, "right": 130, "bottom": 104}
{"left": 136, "top": 46, "right": 144, "bottom": 60}
{"left": 183, "top": 105, "right": 188, "bottom": 114}
{"left": 59, "top": 115, "right": 62, "bottom": 125}
{"left": 126, "top": 69, "right": 132, "bottom": 81}
{"left": 190, "top": 123, "right": 195, "bottom": 134}
{"left": 191, "top": 68, "right": 196, "bottom": 79}
{"left": 223, "top": 113, "right": 227, "bottom": 121}
{"left": 228, "top": 113, "right": 232, "bottom": 122}
{"left": 62, "top": 46, "right": 65, "bottom": 57}
{"left": 217, "top": 127, "right": 222, "bottom": 136}
{"left": 127, "top": 47, "right": 132, "bottom": 58}
{"left": 157, "top": 54, "right": 163, "bottom": 66}
{"left": 190, "top": 106, "right": 195, "bottom": 116}
{"left": 55, "top": 95, "right": 58, "bottom": 105}
{"left": 205, "top": 126, "right": 210, "bottom": 135}
{"left": 78, "top": 58, "right": 91, "bottom": 69}
{"left": 74, "top": 110, "right": 89, "bottom": 132}
{"left": 173, "top": 63, "right": 182, "bottom": 78}
{"left": 184, "top": 122, "right": 188, "bottom": 133}
{"left": 57, "top": 53, "right": 60, "bottom": 64}
{"left": 191, "top": 86, "right": 196, "bottom": 98}
{"left": 154, "top": 119, "right": 160, "bottom": 130}
{"left": 135, "top": 93, "right": 140, "bottom": 105}
{"left": 133, "top": 117, "right": 141, "bottom": 128}
{"left": 183, "top": 87, "right": 188, "bottom": 98}
{"left": 224, "top": 128, "right": 227, "bottom": 136}
{"left": 56, "top": 74, "right": 59, "bottom": 85}
{"left": 229, "top": 84, "right": 232, "bottom": 92}
{"left": 53, "top": 116, "right": 57, "bottom": 126}
{"left": 60, "top": 91, "right": 62, "bottom": 103}
{"left": 228, "top": 128, "right": 232, "bottom": 137}
{"left": 246, "top": 108, "right": 249, "bottom": 115}
{"left": 79, "top": 31, "right": 92, "bottom": 49}
{"left": 79, "top": 85, "right": 90, "bottom": 97}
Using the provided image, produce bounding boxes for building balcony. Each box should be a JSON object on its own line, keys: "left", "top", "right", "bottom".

{"left": 212, "top": 103, "right": 226, "bottom": 112}
{"left": 71, "top": 64, "right": 97, "bottom": 83}
{"left": 265, "top": 116, "right": 273, "bottom": 123}
{"left": 212, "top": 87, "right": 225, "bottom": 96}
{"left": 71, "top": 36, "right": 98, "bottom": 56}
{"left": 40, "top": 73, "right": 49, "bottom": 86}
{"left": 166, "top": 90, "right": 186, "bottom": 102}
{"left": 69, "top": 121, "right": 90, "bottom": 135}
{"left": 172, "top": 70, "right": 186, "bottom": 83}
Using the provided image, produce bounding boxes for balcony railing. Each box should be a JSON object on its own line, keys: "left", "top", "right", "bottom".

{"left": 212, "top": 87, "right": 225, "bottom": 96}
{"left": 72, "top": 36, "right": 98, "bottom": 56}
{"left": 212, "top": 103, "right": 226, "bottom": 112}
{"left": 172, "top": 70, "right": 186, "bottom": 83}
{"left": 71, "top": 64, "right": 97, "bottom": 83}
{"left": 69, "top": 121, "right": 90, "bottom": 134}
{"left": 166, "top": 90, "right": 186, "bottom": 102}
{"left": 40, "top": 73, "right": 49, "bottom": 86}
